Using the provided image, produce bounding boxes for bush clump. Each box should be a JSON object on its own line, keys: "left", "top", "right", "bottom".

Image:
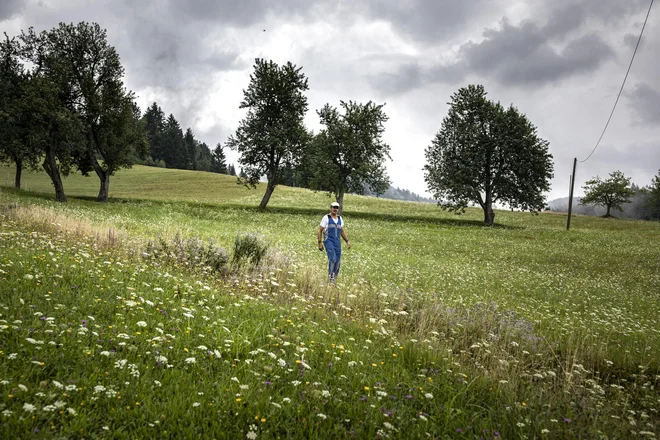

{"left": 144, "top": 234, "right": 230, "bottom": 275}
{"left": 231, "top": 232, "right": 268, "bottom": 269}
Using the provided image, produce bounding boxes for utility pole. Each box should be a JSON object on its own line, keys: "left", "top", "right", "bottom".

{"left": 566, "top": 157, "right": 577, "bottom": 230}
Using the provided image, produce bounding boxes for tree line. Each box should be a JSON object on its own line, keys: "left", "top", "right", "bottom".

{"left": 139, "top": 102, "right": 238, "bottom": 176}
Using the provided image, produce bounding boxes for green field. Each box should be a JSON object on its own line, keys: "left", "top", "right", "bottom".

{"left": 1, "top": 164, "right": 659, "bottom": 438}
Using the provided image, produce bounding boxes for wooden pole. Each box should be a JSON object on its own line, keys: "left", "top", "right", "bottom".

{"left": 567, "top": 157, "right": 577, "bottom": 230}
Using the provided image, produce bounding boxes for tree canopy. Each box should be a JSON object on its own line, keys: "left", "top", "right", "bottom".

{"left": 580, "top": 170, "right": 636, "bottom": 217}
{"left": 424, "top": 85, "right": 554, "bottom": 225}
{"left": 211, "top": 143, "right": 228, "bottom": 174}
{"left": 19, "top": 22, "right": 148, "bottom": 202}
{"left": 0, "top": 34, "right": 43, "bottom": 189}
{"left": 645, "top": 170, "right": 660, "bottom": 220}
{"left": 227, "top": 58, "right": 309, "bottom": 209}
{"left": 310, "top": 101, "right": 391, "bottom": 212}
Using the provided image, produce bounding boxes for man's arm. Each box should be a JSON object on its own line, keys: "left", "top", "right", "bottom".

{"left": 340, "top": 228, "right": 352, "bottom": 249}
{"left": 317, "top": 226, "right": 324, "bottom": 250}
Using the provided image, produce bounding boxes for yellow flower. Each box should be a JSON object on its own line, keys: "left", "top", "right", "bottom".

{"left": 364, "top": 386, "right": 370, "bottom": 391}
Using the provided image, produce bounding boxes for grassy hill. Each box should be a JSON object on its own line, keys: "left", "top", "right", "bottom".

{"left": 1, "top": 164, "right": 659, "bottom": 438}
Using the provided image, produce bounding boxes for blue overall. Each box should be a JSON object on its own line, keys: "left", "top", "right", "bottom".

{"left": 324, "top": 215, "right": 342, "bottom": 281}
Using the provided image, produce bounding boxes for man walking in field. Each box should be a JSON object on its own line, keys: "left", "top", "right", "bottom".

{"left": 318, "top": 202, "right": 351, "bottom": 283}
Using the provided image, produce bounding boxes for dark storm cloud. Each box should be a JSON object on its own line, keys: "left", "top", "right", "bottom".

{"left": 460, "top": 25, "right": 614, "bottom": 86}
{"left": 361, "top": 0, "right": 494, "bottom": 43}
{"left": 543, "top": 3, "right": 586, "bottom": 39}
{"left": 623, "top": 33, "right": 646, "bottom": 49}
{"left": 166, "top": 0, "right": 322, "bottom": 25}
{"left": 98, "top": 1, "right": 251, "bottom": 146}
{"left": 627, "top": 83, "right": 660, "bottom": 125}
{"left": 586, "top": 140, "right": 660, "bottom": 183}
{"left": 368, "top": 3, "right": 623, "bottom": 96}
{"left": 0, "top": 0, "right": 24, "bottom": 21}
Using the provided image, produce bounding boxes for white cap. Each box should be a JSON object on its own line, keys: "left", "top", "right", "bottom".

{"left": 330, "top": 202, "right": 340, "bottom": 207}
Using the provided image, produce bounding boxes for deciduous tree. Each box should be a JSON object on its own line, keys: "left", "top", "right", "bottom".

{"left": 424, "top": 85, "right": 553, "bottom": 225}
{"left": 580, "top": 170, "right": 636, "bottom": 217}
{"left": 21, "top": 22, "right": 147, "bottom": 202}
{"left": 0, "top": 34, "right": 42, "bottom": 188}
{"left": 311, "top": 101, "right": 390, "bottom": 211}
{"left": 227, "top": 58, "right": 309, "bottom": 209}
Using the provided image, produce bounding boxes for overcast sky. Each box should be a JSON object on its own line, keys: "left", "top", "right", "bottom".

{"left": 2, "top": 0, "right": 659, "bottom": 201}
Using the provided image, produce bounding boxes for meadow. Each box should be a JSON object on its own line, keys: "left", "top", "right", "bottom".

{"left": 1, "top": 164, "right": 659, "bottom": 438}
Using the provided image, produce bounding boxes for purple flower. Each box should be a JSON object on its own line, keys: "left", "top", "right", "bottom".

{"left": 406, "top": 395, "right": 413, "bottom": 399}
{"left": 456, "top": 428, "right": 463, "bottom": 433}
{"left": 563, "top": 418, "right": 572, "bottom": 423}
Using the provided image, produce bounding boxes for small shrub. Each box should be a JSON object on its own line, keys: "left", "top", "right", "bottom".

{"left": 144, "top": 233, "right": 230, "bottom": 275}
{"left": 231, "top": 232, "right": 268, "bottom": 269}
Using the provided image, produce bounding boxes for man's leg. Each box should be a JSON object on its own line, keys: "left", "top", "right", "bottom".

{"left": 325, "top": 243, "right": 337, "bottom": 282}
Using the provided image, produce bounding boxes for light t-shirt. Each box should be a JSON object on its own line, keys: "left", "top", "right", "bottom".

{"left": 319, "top": 215, "right": 344, "bottom": 238}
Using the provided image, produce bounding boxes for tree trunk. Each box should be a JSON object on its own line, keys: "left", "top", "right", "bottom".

{"left": 96, "top": 169, "right": 110, "bottom": 202}
{"left": 337, "top": 189, "right": 345, "bottom": 214}
{"left": 14, "top": 156, "right": 22, "bottom": 189}
{"left": 484, "top": 206, "right": 495, "bottom": 225}
{"left": 42, "top": 148, "right": 67, "bottom": 202}
{"left": 91, "top": 159, "right": 110, "bottom": 202}
{"left": 259, "top": 181, "right": 276, "bottom": 210}
{"left": 483, "top": 193, "right": 495, "bottom": 226}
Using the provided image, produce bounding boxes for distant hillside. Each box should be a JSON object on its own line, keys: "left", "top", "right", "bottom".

{"left": 364, "top": 185, "right": 436, "bottom": 203}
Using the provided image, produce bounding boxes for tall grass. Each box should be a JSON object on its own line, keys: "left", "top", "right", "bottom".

{"left": 1, "top": 164, "right": 659, "bottom": 437}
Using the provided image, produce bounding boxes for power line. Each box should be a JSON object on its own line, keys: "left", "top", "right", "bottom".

{"left": 579, "top": 0, "right": 654, "bottom": 163}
